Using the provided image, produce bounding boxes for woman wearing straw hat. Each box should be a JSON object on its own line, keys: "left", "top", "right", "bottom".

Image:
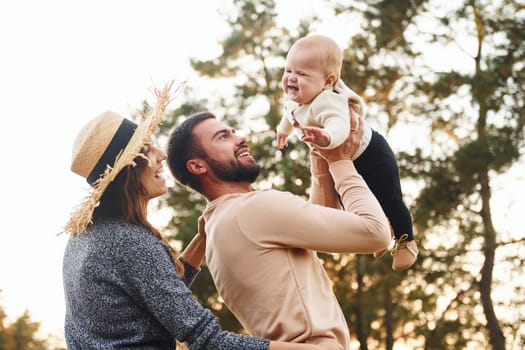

{"left": 62, "top": 83, "right": 329, "bottom": 350}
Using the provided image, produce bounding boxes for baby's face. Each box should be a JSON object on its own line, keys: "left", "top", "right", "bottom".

{"left": 282, "top": 45, "right": 330, "bottom": 105}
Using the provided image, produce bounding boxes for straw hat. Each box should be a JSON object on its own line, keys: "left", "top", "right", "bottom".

{"left": 64, "top": 81, "right": 179, "bottom": 234}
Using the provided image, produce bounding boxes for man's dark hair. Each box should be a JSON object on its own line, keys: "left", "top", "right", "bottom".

{"left": 167, "top": 112, "right": 216, "bottom": 192}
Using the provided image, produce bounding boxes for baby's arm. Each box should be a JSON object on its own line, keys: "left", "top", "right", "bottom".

{"left": 301, "top": 126, "right": 331, "bottom": 148}
{"left": 311, "top": 93, "right": 350, "bottom": 149}
{"left": 277, "top": 108, "right": 295, "bottom": 149}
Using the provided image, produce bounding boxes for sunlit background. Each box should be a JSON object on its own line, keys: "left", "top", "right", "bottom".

{"left": 0, "top": 0, "right": 523, "bottom": 349}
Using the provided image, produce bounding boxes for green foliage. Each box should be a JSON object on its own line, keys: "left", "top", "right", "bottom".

{"left": 0, "top": 294, "right": 53, "bottom": 350}
{"left": 8, "top": 311, "right": 47, "bottom": 350}
{"left": 419, "top": 71, "right": 467, "bottom": 101}
{"left": 363, "top": 0, "right": 428, "bottom": 50}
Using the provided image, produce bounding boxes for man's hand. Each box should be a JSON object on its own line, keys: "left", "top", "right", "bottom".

{"left": 314, "top": 106, "right": 363, "bottom": 164}
{"left": 180, "top": 216, "right": 207, "bottom": 268}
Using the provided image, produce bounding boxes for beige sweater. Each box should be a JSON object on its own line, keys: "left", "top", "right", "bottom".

{"left": 202, "top": 157, "right": 390, "bottom": 349}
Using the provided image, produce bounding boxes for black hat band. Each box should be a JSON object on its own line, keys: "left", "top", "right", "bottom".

{"left": 87, "top": 118, "right": 138, "bottom": 185}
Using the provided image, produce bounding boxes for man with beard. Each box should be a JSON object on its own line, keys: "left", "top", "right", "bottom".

{"left": 166, "top": 110, "right": 390, "bottom": 350}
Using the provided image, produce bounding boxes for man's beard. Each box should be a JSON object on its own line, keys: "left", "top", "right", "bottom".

{"left": 206, "top": 157, "right": 261, "bottom": 183}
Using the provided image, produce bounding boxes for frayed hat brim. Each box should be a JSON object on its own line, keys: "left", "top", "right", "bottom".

{"left": 63, "top": 80, "right": 183, "bottom": 234}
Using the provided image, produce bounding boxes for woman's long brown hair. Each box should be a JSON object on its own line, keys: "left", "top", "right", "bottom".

{"left": 92, "top": 155, "right": 184, "bottom": 275}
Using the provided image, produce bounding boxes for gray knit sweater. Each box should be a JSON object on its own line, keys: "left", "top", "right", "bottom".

{"left": 63, "top": 217, "right": 269, "bottom": 350}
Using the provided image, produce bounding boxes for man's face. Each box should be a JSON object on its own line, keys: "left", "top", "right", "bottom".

{"left": 193, "top": 118, "right": 260, "bottom": 183}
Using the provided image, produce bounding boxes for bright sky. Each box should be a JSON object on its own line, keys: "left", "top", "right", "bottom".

{"left": 0, "top": 0, "right": 522, "bottom": 346}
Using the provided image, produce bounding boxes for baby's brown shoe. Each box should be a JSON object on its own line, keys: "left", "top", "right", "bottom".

{"left": 391, "top": 234, "right": 418, "bottom": 271}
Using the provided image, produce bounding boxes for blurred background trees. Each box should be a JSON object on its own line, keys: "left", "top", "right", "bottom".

{"left": 156, "top": 1, "right": 525, "bottom": 349}
{"left": 0, "top": 291, "right": 64, "bottom": 350}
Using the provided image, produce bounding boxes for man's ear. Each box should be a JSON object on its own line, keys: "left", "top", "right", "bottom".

{"left": 187, "top": 159, "right": 207, "bottom": 175}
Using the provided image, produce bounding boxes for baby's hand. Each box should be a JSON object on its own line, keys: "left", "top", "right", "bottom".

{"left": 301, "top": 126, "right": 331, "bottom": 148}
{"left": 277, "top": 133, "right": 289, "bottom": 149}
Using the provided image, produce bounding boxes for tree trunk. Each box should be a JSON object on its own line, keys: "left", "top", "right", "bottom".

{"left": 478, "top": 171, "right": 506, "bottom": 350}
{"left": 472, "top": 2, "right": 506, "bottom": 347}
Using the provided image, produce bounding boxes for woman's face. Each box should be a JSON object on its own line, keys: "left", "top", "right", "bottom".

{"left": 140, "top": 143, "right": 168, "bottom": 200}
